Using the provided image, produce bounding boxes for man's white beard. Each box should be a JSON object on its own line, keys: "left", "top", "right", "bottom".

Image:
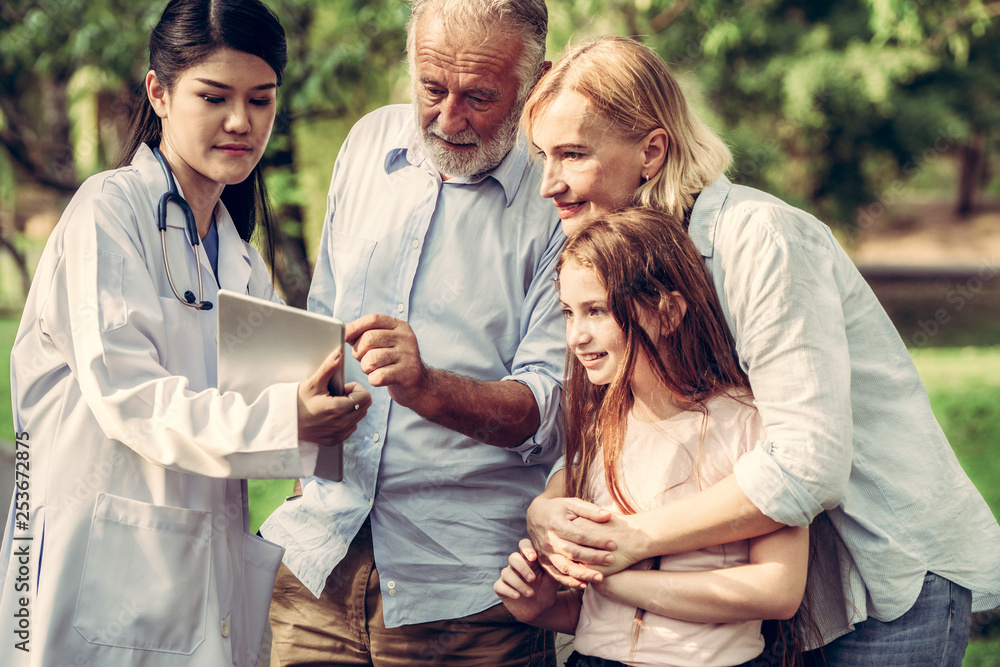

{"left": 415, "top": 102, "right": 520, "bottom": 178}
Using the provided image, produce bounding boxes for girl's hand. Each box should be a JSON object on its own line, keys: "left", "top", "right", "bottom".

{"left": 494, "top": 539, "right": 560, "bottom": 624}
{"left": 297, "top": 347, "right": 371, "bottom": 446}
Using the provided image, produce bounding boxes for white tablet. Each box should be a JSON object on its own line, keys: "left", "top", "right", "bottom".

{"left": 216, "top": 289, "right": 345, "bottom": 481}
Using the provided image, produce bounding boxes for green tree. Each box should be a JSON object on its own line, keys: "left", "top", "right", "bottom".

{"left": 1, "top": 0, "right": 158, "bottom": 300}
{"left": 261, "top": 0, "right": 407, "bottom": 305}
{"left": 895, "top": 13, "right": 1000, "bottom": 215}
{"left": 544, "top": 0, "right": 999, "bottom": 230}
{"left": 0, "top": 0, "right": 409, "bottom": 306}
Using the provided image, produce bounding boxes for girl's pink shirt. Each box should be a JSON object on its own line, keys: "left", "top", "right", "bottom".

{"left": 573, "top": 392, "right": 766, "bottom": 667}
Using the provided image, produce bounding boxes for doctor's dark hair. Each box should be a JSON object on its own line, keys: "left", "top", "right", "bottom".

{"left": 117, "top": 0, "right": 286, "bottom": 248}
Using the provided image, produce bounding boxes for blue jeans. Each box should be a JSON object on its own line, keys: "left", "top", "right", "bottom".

{"left": 804, "top": 572, "right": 972, "bottom": 667}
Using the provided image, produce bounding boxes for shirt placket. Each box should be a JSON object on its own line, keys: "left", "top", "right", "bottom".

{"left": 374, "top": 168, "right": 441, "bottom": 616}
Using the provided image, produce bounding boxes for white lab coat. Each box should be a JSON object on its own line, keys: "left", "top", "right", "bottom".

{"left": 0, "top": 144, "right": 309, "bottom": 666}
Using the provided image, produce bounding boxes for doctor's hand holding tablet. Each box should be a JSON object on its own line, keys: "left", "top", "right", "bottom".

{"left": 296, "top": 346, "right": 371, "bottom": 446}
{"left": 216, "top": 288, "right": 371, "bottom": 465}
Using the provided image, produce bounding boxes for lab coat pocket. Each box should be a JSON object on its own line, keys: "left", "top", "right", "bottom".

{"left": 73, "top": 493, "right": 211, "bottom": 654}
{"left": 237, "top": 532, "right": 285, "bottom": 667}
{"left": 330, "top": 232, "right": 376, "bottom": 322}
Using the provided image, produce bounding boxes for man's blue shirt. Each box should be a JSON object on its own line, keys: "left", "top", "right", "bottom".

{"left": 262, "top": 105, "right": 566, "bottom": 627}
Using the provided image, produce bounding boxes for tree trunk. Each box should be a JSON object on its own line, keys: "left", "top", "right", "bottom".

{"left": 272, "top": 203, "right": 312, "bottom": 309}
{"left": 42, "top": 76, "right": 76, "bottom": 187}
{"left": 956, "top": 128, "right": 987, "bottom": 216}
{"left": 264, "top": 110, "right": 312, "bottom": 309}
{"left": 0, "top": 232, "right": 31, "bottom": 302}
{"left": 0, "top": 74, "right": 78, "bottom": 194}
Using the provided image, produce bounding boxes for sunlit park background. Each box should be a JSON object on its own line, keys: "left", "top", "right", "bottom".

{"left": 2, "top": 0, "right": 1000, "bottom": 661}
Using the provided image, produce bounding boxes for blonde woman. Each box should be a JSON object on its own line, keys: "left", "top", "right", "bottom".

{"left": 522, "top": 36, "right": 1000, "bottom": 666}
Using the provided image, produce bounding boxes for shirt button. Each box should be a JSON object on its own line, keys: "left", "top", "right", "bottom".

{"left": 368, "top": 497, "right": 374, "bottom": 506}
{"left": 397, "top": 303, "right": 404, "bottom": 313}
{"left": 373, "top": 433, "right": 380, "bottom": 443}
{"left": 387, "top": 580, "right": 396, "bottom": 589}
{"left": 412, "top": 240, "right": 419, "bottom": 249}
{"left": 388, "top": 589, "right": 397, "bottom": 596}
{"left": 221, "top": 620, "right": 230, "bottom": 638}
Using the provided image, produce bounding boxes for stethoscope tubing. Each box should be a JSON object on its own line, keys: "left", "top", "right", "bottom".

{"left": 152, "top": 146, "right": 213, "bottom": 311}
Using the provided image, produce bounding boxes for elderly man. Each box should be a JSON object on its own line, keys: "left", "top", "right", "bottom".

{"left": 262, "top": 0, "right": 563, "bottom": 664}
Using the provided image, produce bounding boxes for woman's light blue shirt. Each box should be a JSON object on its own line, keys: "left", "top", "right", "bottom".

{"left": 690, "top": 175, "right": 1000, "bottom": 643}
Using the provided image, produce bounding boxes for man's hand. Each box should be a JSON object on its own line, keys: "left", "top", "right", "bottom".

{"left": 347, "top": 313, "right": 429, "bottom": 411}
{"left": 345, "top": 312, "right": 540, "bottom": 447}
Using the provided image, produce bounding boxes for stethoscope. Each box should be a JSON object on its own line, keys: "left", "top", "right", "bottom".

{"left": 152, "top": 146, "right": 214, "bottom": 311}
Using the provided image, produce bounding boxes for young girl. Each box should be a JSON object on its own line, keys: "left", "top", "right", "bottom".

{"left": 495, "top": 207, "right": 808, "bottom": 667}
{"left": 0, "top": 1, "right": 368, "bottom": 665}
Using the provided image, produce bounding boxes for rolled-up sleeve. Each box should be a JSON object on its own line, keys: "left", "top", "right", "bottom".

{"left": 718, "top": 207, "right": 853, "bottom": 527}
{"left": 504, "top": 225, "right": 566, "bottom": 464}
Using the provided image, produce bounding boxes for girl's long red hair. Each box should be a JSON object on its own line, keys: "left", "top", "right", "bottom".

{"left": 559, "top": 207, "right": 750, "bottom": 513}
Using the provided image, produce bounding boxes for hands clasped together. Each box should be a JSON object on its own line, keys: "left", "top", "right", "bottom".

{"left": 494, "top": 494, "right": 647, "bottom": 627}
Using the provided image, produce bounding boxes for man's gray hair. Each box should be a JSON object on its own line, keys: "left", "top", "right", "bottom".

{"left": 406, "top": 0, "right": 548, "bottom": 106}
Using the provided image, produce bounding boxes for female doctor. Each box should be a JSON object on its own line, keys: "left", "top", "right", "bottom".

{"left": 0, "top": 0, "right": 370, "bottom": 665}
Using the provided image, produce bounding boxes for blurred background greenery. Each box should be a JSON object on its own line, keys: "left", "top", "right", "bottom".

{"left": 2, "top": 0, "right": 1000, "bottom": 661}
{"left": 3, "top": 0, "right": 1000, "bottom": 310}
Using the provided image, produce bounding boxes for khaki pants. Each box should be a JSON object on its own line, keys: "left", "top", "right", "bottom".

{"left": 269, "top": 520, "right": 555, "bottom": 666}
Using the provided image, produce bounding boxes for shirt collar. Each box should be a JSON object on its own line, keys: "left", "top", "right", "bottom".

{"left": 383, "top": 118, "right": 530, "bottom": 207}
{"left": 688, "top": 174, "right": 733, "bottom": 259}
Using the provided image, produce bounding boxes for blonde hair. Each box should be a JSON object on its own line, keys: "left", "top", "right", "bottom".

{"left": 523, "top": 36, "right": 732, "bottom": 220}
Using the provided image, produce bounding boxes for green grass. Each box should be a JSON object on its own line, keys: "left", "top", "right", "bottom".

{"left": 248, "top": 478, "right": 296, "bottom": 533}
{"left": 910, "top": 346, "right": 1000, "bottom": 392}
{"left": 964, "top": 637, "right": 1000, "bottom": 667}
{"left": 1, "top": 313, "right": 18, "bottom": 436}
{"left": 910, "top": 347, "right": 1000, "bottom": 516}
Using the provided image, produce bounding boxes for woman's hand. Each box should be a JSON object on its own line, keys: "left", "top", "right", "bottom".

{"left": 526, "top": 492, "right": 618, "bottom": 588}
{"left": 297, "top": 347, "right": 370, "bottom": 446}
{"left": 494, "top": 539, "right": 560, "bottom": 624}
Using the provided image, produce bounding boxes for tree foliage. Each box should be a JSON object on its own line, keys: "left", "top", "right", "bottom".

{"left": 0, "top": 0, "right": 409, "bottom": 305}
{"left": 641, "top": 0, "right": 999, "bottom": 228}
{"left": 545, "top": 0, "right": 999, "bottom": 228}
{"left": 0, "top": 0, "right": 159, "bottom": 190}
